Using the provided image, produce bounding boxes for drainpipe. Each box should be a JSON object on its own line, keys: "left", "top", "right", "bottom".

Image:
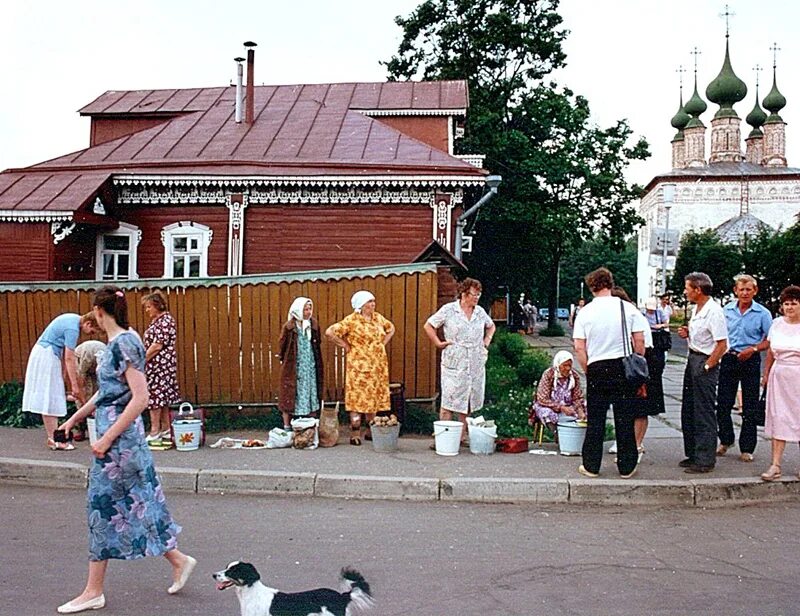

{"left": 454, "top": 174, "right": 502, "bottom": 261}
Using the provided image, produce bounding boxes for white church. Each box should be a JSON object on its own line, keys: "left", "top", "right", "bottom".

{"left": 636, "top": 33, "right": 800, "bottom": 304}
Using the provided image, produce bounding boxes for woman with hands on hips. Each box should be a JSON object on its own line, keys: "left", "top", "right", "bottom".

{"left": 56, "top": 286, "right": 195, "bottom": 614}
{"left": 326, "top": 291, "right": 395, "bottom": 445}
{"left": 424, "top": 278, "right": 495, "bottom": 445}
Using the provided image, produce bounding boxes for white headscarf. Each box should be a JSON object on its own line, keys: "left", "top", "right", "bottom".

{"left": 552, "top": 350, "right": 575, "bottom": 391}
{"left": 288, "top": 297, "right": 313, "bottom": 340}
{"left": 351, "top": 290, "right": 375, "bottom": 313}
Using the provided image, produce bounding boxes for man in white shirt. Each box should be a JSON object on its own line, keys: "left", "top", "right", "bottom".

{"left": 573, "top": 268, "right": 646, "bottom": 478}
{"left": 677, "top": 272, "right": 729, "bottom": 473}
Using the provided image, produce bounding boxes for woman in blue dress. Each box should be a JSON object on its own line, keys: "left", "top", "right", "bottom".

{"left": 57, "top": 286, "right": 196, "bottom": 614}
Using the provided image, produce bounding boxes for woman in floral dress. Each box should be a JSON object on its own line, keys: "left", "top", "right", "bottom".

{"left": 279, "top": 297, "right": 323, "bottom": 430}
{"left": 424, "top": 278, "right": 496, "bottom": 444}
{"left": 142, "top": 291, "right": 181, "bottom": 443}
{"left": 57, "top": 286, "right": 195, "bottom": 614}
{"left": 326, "top": 291, "right": 395, "bottom": 445}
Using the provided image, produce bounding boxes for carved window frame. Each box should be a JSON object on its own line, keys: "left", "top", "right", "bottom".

{"left": 95, "top": 222, "right": 140, "bottom": 281}
{"left": 161, "top": 221, "right": 212, "bottom": 279}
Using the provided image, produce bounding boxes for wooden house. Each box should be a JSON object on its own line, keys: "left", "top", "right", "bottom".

{"left": 0, "top": 50, "right": 487, "bottom": 283}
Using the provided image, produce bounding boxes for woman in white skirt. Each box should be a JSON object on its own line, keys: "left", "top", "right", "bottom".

{"left": 22, "top": 312, "right": 98, "bottom": 450}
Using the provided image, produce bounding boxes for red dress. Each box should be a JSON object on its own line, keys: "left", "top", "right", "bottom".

{"left": 144, "top": 312, "right": 181, "bottom": 409}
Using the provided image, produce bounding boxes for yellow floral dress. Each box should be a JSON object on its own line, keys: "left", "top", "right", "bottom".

{"left": 331, "top": 311, "right": 394, "bottom": 413}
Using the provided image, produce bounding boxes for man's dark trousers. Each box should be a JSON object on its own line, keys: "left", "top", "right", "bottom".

{"left": 582, "top": 358, "right": 637, "bottom": 476}
{"left": 716, "top": 351, "right": 761, "bottom": 454}
{"left": 681, "top": 351, "right": 719, "bottom": 467}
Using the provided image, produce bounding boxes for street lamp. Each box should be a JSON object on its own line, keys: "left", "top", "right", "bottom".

{"left": 661, "top": 183, "right": 676, "bottom": 296}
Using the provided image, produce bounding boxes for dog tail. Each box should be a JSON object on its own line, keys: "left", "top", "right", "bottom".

{"left": 341, "top": 567, "right": 374, "bottom": 612}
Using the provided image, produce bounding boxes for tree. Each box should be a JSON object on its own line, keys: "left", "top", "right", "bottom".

{"left": 668, "top": 229, "right": 741, "bottom": 302}
{"left": 559, "top": 236, "right": 639, "bottom": 306}
{"left": 385, "top": 0, "right": 649, "bottom": 326}
{"left": 742, "top": 221, "right": 800, "bottom": 312}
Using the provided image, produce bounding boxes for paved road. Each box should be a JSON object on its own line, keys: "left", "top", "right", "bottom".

{"left": 4, "top": 485, "right": 800, "bottom": 616}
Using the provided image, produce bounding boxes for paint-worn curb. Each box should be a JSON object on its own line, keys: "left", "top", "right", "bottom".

{"left": 441, "top": 477, "right": 568, "bottom": 504}
{"left": 198, "top": 469, "right": 315, "bottom": 496}
{"left": 315, "top": 474, "right": 439, "bottom": 501}
{"left": 0, "top": 457, "right": 87, "bottom": 489}
{"left": 2, "top": 458, "right": 799, "bottom": 507}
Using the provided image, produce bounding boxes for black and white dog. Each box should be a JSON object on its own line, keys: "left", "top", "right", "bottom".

{"left": 212, "top": 561, "right": 374, "bottom": 616}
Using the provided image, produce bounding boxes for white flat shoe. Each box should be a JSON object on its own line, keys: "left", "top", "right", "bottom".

{"left": 168, "top": 555, "right": 197, "bottom": 594}
{"left": 57, "top": 594, "right": 105, "bottom": 613}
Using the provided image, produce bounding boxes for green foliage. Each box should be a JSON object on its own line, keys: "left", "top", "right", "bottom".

{"left": 403, "top": 403, "right": 438, "bottom": 435}
{"left": 539, "top": 324, "right": 565, "bottom": 337}
{"left": 480, "top": 387, "right": 535, "bottom": 438}
{"left": 385, "top": 0, "right": 650, "bottom": 326}
{"left": 558, "top": 236, "right": 638, "bottom": 307}
{"left": 0, "top": 381, "right": 37, "bottom": 428}
{"left": 516, "top": 351, "right": 551, "bottom": 388}
{"left": 485, "top": 359, "right": 520, "bottom": 402}
{"left": 669, "top": 229, "right": 741, "bottom": 301}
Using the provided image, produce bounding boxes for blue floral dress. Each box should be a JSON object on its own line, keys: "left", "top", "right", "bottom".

{"left": 294, "top": 327, "right": 318, "bottom": 415}
{"left": 87, "top": 332, "right": 181, "bottom": 561}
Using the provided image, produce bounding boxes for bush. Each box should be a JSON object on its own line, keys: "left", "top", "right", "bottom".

{"left": 539, "top": 323, "right": 565, "bottom": 337}
{"left": 403, "top": 403, "right": 437, "bottom": 435}
{"left": 0, "top": 381, "right": 37, "bottom": 428}
{"left": 485, "top": 360, "right": 520, "bottom": 403}
{"left": 479, "top": 387, "right": 535, "bottom": 439}
{"left": 491, "top": 330, "right": 529, "bottom": 366}
{"left": 516, "top": 350, "right": 551, "bottom": 389}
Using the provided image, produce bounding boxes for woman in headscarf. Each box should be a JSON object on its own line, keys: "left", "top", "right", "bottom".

{"left": 530, "top": 350, "right": 586, "bottom": 434}
{"left": 325, "top": 291, "right": 395, "bottom": 445}
{"left": 279, "top": 297, "right": 323, "bottom": 431}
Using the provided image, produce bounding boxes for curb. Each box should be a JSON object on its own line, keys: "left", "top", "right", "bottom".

{"left": 1, "top": 457, "right": 798, "bottom": 507}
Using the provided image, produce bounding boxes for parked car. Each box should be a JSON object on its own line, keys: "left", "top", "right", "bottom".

{"left": 538, "top": 308, "right": 569, "bottom": 320}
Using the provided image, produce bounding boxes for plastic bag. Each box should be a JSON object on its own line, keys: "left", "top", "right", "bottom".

{"left": 266, "top": 428, "right": 294, "bottom": 449}
{"left": 291, "top": 417, "right": 319, "bottom": 450}
{"left": 318, "top": 401, "right": 340, "bottom": 448}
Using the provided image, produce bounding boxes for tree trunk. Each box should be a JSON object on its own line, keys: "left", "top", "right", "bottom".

{"left": 547, "top": 252, "right": 561, "bottom": 329}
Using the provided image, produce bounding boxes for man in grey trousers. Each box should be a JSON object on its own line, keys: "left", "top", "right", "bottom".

{"left": 677, "top": 272, "right": 729, "bottom": 473}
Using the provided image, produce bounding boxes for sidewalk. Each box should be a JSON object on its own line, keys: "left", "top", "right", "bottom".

{"left": 2, "top": 334, "right": 798, "bottom": 507}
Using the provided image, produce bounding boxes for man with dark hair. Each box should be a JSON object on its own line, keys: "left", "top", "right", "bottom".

{"left": 716, "top": 274, "right": 772, "bottom": 462}
{"left": 677, "top": 272, "right": 729, "bottom": 473}
{"left": 573, "top": 268, "right": 645, "bottom": 478}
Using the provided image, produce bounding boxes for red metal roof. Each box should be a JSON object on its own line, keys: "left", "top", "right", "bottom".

{"left": 1, "top": 80, "right": 480, "bottom": 214}
{"left": 79, "top": 81, "right": 468, "bottom": 115}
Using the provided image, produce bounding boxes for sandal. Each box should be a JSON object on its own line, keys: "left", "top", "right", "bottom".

{"left": 47, "top": 438, "right": 75, "bottom": 451}
{"left": 761, "top": 464, "right": 781, "bottom": 482}
{"left": 350, "top": 437, "right": 361, "bottom": 446}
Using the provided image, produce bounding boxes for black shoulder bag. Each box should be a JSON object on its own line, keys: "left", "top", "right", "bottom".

{"left": 621, "top": 300, "right": 650, "bottom": 387}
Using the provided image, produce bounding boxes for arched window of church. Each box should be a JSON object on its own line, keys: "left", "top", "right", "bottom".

{"left": 719, "top": 188, "right": 727, "bottom": 199}
{"left": 695, "top": 188, "right": 703, "bottom": 199}
{"left": 682, "top": 188, "right": 691, "bottom": 199}
{"left": 769, "top": 187, "right": 778, "bottom": 197}
{"left": 706, "top": 188, "right": 715, "bottom": 199}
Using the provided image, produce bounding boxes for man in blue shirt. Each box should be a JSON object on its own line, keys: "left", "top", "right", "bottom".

{"left": 716, "top": 274, "right": 772, "bottom": 462}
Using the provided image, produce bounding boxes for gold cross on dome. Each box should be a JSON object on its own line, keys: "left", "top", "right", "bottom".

{"left": 752, "top": 64, "right": 762, "bottom": 89}
{"left": 690, "top": 47, "right": 702, "bottom": 75}
{"left": 770, "top": 42, "right": 781, "bottom": 69}
{"left": 675, "top": 65, "right": 686, "bottom": 91}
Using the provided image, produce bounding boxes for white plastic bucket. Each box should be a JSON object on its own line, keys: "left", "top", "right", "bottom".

{"left": 86, "top": 417, "right": 97, "bottom": 446}
{"left": 433, "top": 420, "right": 462, "bottom": 456}
{"left": 467, "top": 424, "right": 496, "bottom": 455}
{"left": 557, "top": 420, "right": 586, "bottom": 456}
{"left": 371, "top": 423, "right": 401, "bottom": 452}
{"left": 173, "top": 419, "right": 202, "bottom": 451}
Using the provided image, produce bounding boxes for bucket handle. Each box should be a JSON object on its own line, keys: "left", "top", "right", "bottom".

{"left": 178, "top": 402, "right": 193, "bottom": 416}
{"left": 433, "top": 426, "right": 459, "bottom": 438}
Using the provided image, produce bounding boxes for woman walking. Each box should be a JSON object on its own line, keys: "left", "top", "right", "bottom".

{"left": 326, "top": 291, "right": 394, "bottom": 445}
{"left": 279, "top": 297, "right": 324, "bottom": 430}
{"left": 57, "top": 286, "right": 195, "bottom": 613}
{"left": 760, "top": 285, "right": 800, "bottom": 481}
{"left": 142, "top": 291, "right": 181, "bottom": 444}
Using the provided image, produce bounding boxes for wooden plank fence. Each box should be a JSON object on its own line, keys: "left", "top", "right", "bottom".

{"left": 0, "top": 264, "right": 439, "bottom": 407}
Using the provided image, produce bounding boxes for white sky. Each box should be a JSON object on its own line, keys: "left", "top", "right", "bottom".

{"left": 2, "top": 0, "right": 798, "bottom": 186}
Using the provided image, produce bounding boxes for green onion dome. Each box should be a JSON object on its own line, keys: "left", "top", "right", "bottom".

{"left": 746, "top": 86, "right": 768, "bottom": 137}
{"left": 671, "top": 95, "right": 691, "bottom": 132}
{"left": 763, "top": 70, "right": 786, "bottom": 123}
{"left": 705, "top": 40, "right": 747, "bottom": 118}
{"left": 684, "top": 79, "right": 707, "bottom": 128}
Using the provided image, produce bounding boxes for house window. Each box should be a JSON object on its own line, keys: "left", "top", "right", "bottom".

{"left": 96, "top": 222, "right": 140, "bottom": 281}
{"left": 161, "top": 222, "right": 212, "bottom": 278}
